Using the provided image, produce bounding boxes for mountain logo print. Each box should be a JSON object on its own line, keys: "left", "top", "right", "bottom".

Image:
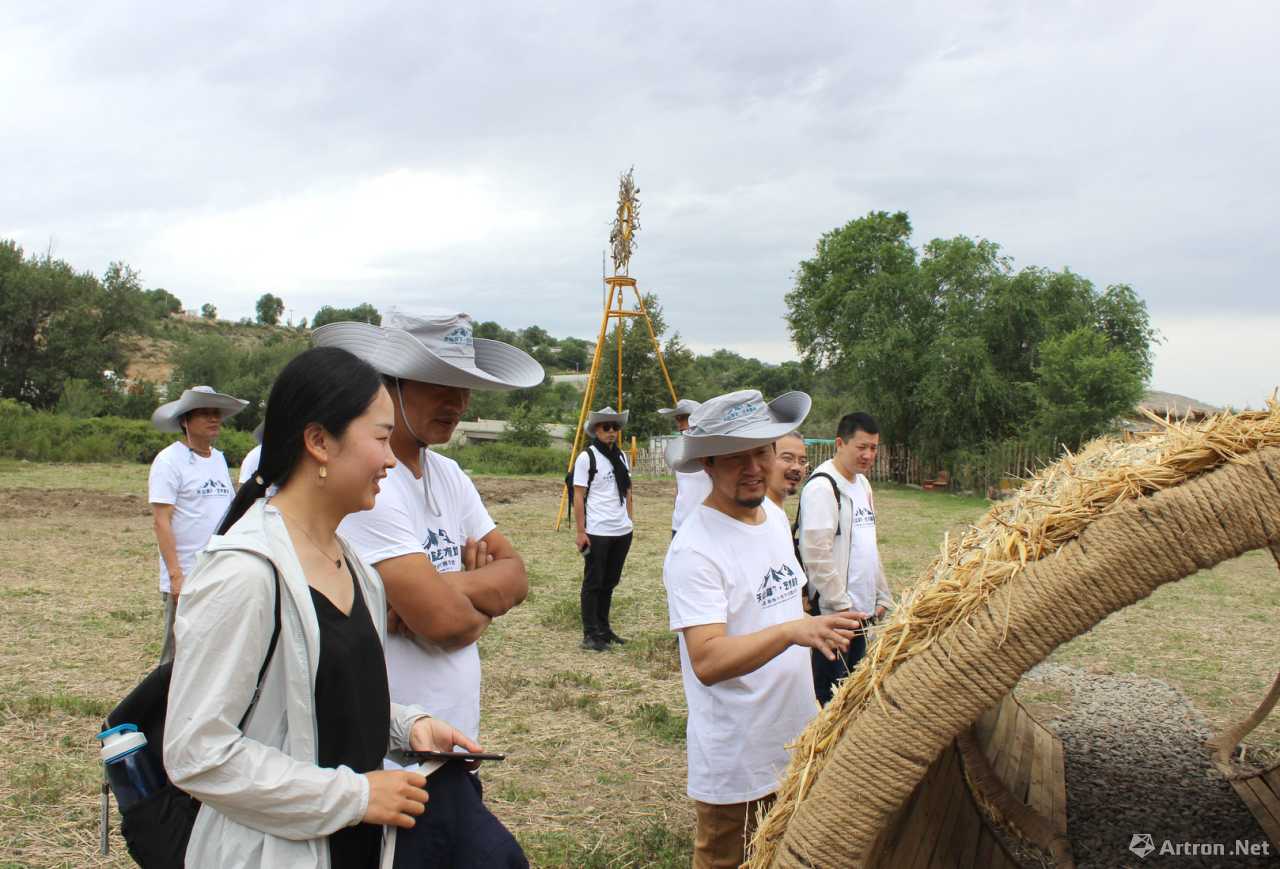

{"left": 423, "top": 527, "right": 463, "bottom": 570}
{"left": 194, "top": 478, "right": 232, "bottom": 498}
{"left": 755, "top": 562, "right": 801, "bottom": 608}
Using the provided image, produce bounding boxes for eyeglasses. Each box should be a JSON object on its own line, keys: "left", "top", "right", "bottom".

{"left": 597, "top": 422, "right": 622, "bottom": 432}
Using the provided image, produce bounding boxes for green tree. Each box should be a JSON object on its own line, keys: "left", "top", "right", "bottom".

{"left": 143, "top": 287, "right": 183, "bottom": 318}
{"left": 255, "top": 293, "right": 285, "bottom": 325}
{"left": 0, "top": 242, "right": 150, "bottom": 409}
{"left": 502, "top": 403, "right": 551, "bottom": 447}
{"left": 312, "top": 303, "right": 381, "bottom": 328}
{"left": 200, "top": 303, "right": 218, "bottom": 320}
{"left": 785, "top": 212, "right": 1155, "bottom": 458}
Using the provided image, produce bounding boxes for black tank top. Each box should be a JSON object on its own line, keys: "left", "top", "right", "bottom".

{"left": 311, "top": 564, "right": 391, "bottom": 868}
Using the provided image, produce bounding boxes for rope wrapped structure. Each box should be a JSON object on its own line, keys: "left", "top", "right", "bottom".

{"left": 748, "top": 401, "right": 1280, "bottom": 868}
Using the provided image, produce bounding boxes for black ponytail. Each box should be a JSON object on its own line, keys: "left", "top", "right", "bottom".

{"left": 218, "top": 346, "right": 382, "bottom": 534}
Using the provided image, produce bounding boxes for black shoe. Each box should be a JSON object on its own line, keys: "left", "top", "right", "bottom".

{"left": 580, "top": 635, "right": 609, "bottom": 652}
{"left": 603, "top": 630, "right": 627, "bottom": 645}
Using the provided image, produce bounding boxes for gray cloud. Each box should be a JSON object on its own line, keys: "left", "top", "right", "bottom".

{"left": 2, "top": 0, "right": 1276, "bottom": 408}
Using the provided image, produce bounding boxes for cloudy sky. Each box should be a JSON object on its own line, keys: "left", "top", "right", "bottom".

{"left": 3, "top": 1, "right": 1276, "bottom": 408}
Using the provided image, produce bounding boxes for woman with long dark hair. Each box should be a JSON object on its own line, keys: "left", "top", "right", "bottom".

{"left": 164, "top": 346, "right": 481, "bottom": 868}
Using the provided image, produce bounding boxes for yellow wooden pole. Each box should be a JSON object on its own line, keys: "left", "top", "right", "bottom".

{"left": 615, "top": 290, "right": 624, "bottom": 411}
{"left": 554, "top": 281, "right": 617, "bottom": 530}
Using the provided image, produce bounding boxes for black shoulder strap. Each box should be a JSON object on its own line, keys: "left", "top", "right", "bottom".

{"left": 584, "top": 446, "right": 597, "bottom": 502}
{"left": 237, "top": 562, "right": 282, "bottom": 731}
{"left": 794, "top": 472, "right": 843, "bottom": 539}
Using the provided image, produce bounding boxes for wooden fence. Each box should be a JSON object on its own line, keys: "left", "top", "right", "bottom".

{"left": 631, "top": 439, "right": 1061, "bottom": 494}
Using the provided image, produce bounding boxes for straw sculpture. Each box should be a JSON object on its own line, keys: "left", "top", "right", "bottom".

{"left": 748, "top": 398, "right": 1280, "bottom": 868}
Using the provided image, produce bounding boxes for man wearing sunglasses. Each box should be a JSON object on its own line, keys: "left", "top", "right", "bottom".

{"left": 573, "top": 407, "right": 635, "bottom": 652}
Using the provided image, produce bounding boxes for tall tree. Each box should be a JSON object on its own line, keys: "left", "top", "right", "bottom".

{"left": 0, "top": 242, "right": 149, "bottom": 408}
{"left": 786, "top": 212, "right": 1155, "bottom": 457}
{"left": 255, "top": 293, "right": 285, "bottom": 325}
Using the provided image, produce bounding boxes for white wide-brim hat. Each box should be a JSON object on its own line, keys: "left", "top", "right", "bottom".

{"left": 665, "top": 389, "right": 811, "bottom": 473}
{"left": 658, "top": 398, "right": 702, "bottom": 418}
{"left": 584, "top": 406, "right": 629, "bottom": 436}
{"left": 312, "top": 311, "right": 544, "bottom": 391}
{"left": 151, "top": 386, "right": 248, "bottom": 433}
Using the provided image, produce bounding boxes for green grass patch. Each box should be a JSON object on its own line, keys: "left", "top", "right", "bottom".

{"left": 536, "top": 594, "right": 582, "bottom": 632}
{"left": 0, "top": 587, "right": 49, "bottom": 599}
{"left": 628, "top": 630, "right": 681, "bottom": 675}
{"left": 3, "top": 691, "right": 113, "bottom": 720}
{"left": 629, "top": 702, "right": 685, "bottom": 745}
{"left": 542, "top": 670, "right": 601, "bottom": 690}
{"left": 521, "top": 819, "right": 693, "bottom": 869}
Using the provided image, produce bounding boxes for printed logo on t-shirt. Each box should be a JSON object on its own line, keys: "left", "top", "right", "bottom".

{"left": 423, "top": 527, "right": 463, "bottom": 571}
{"left": 755, "top": 563, "right": 802, "bottom": 608}
{"left": 852, "top": 505, "right": 875, "bottom": 528}
{"left": 194, "top": 478, "right": 232, "bottom": 498}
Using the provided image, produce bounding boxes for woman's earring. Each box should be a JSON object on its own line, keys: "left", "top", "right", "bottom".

{"left": 318, "top": 465, "right": 328, "bottom": 484}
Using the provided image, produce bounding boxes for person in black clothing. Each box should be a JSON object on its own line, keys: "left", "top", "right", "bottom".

{"left": 572, "top": 407, "right": 635, "bottom": 652}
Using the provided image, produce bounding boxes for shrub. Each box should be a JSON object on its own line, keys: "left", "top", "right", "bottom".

{"left": 437, "top": 442, "right": 568, "bottom": 475}
{"left": 0, "top": 409, "right": 255, "bottom": 465}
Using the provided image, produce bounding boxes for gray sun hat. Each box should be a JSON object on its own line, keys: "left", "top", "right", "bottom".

{"left": 657, "top": 398, "right": 702, "bottom": 418}
{"left": 584, "top": 406, "right": 629, "bottom": 436}
{"left": 312, "top": 310, "right": 544, "bottom": 391}
{"left": 151, "top": 386, "right": 248, "bottom": 433}
{"left": 665, "top": 389, "right": 811, "bottom": 473}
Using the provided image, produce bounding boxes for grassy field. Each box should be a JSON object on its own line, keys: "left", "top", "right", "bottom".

{"left": 0, "top": 459, "right": 1276, "bottom": 867}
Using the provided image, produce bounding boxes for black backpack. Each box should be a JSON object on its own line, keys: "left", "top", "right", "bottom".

{"left": 792, "top": 472, "right": 841, "bottom": 613}
{"left": 563, "top": 446, "right": 597, "bottom": 520}
{"left": 101, "top": 559, "right": 282, "bottom": 868}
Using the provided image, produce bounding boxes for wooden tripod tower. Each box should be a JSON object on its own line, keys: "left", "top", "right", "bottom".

{"left": 554, "top": 169, "right": 679, "bottom": 530}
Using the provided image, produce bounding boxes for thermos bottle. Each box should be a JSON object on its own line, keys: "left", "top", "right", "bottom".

{"left": 96, "top": 723, "right": 166, "bottom": 811}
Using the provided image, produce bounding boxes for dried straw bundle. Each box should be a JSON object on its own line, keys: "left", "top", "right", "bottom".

{"left": 748, "top": 398, "right": 1280, "bottom": 868}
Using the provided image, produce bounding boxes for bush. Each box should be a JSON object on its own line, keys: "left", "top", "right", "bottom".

{"left": 0, "top": 409, "right": 255, "bottom": 465}
{"left": 436, "top": 442, "right": 569, "bottom": 475}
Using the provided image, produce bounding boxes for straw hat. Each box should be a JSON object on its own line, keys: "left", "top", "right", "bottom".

{"left": 312, "top": 311, "right": 544, "bottom": 391}
{"left": 658, "top": 398, "right": 702, "bottom": 418}
{"left": 665, "top": 389, "right": 811, "bottom": 473}
{"left": 584, "top": 407, "right": 629, "bottom": 436}
{"left": 150, "top": 386, "right": 248, "bottom": 433}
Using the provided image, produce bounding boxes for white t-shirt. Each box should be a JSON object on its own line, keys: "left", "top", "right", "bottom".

{"left": 339, "top": 451, "right": 496, "bottom": 741}
{"left": 672, "top": 469, "right": 713, "bottom": 533}
{"left": 147, "top": 442, "right": 235, "bottom": 593}
{"left": 237, "top": 445, "right": 262, "bottom": 485}
{"left": 663, "top": 499, "right": 816, "bottom": 805}
{"left": 573, "top": 445, "right": 633, "bottom": 536}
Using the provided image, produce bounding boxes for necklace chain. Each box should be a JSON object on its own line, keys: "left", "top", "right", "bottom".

{"left": 279, "top": 511, "right": 342, "bottom": 568}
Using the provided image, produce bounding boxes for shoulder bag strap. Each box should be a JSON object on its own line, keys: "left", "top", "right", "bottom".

{"left": 237, "top": 562, "right": 283, "bottom": 731}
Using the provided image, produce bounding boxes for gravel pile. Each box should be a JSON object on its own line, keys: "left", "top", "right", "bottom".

{"left": 1025, "top": 663, "right": 1276, "bottom": 868}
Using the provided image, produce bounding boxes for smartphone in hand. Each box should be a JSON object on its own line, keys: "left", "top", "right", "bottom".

{"left": 401, "top": 750, "right": 506, "bottom": 762}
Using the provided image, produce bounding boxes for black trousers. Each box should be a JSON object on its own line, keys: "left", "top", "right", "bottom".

{"left": 580, "top": 532, "right": 632, "bottom": 638}
{"left": 392, "top": 762, "right": 527, "bottom": 868}
{"left": 811, "top": 630, "right": 868, "bottom": 706}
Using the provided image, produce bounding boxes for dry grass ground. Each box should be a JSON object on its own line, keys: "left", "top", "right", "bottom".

{"left": 0, "top": 459, "right": 1275, "bottom": 867}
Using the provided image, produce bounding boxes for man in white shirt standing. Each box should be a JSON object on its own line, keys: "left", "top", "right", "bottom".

{"left": 797, "top": 411, "right": 893, "bottom": 705}
{"left": 573, "top": 407, "right": 634, "bottom": 652}
{"left": 314, "top": 312, "right": 544, "bottom": 743}
{"left": 148, "top": 385, "right": 247, "bottom": 664}
{"left": 658, "top": 398, "right": 711, "bottom": 537}
{"left": 663, "top": 390, "right": 861, "bottom": 869}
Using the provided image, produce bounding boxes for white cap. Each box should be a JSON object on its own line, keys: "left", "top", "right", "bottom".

{"left": 97, "top": 724, "right": 148, "bottom": 764}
